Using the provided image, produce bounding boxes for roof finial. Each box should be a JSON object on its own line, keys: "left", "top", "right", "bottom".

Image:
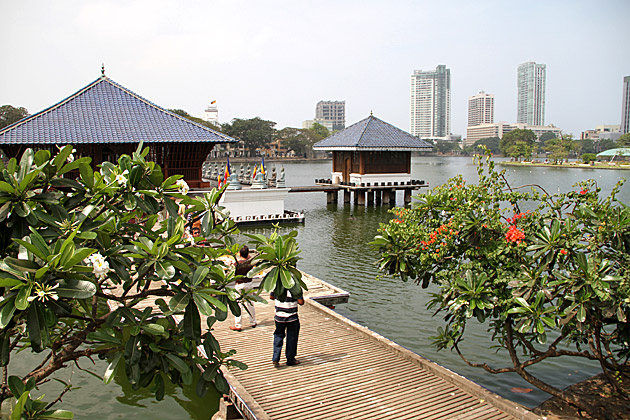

{"left": 101, "top": 63, "right": 106, "bottom": 76}
{"left": 370, "top": 110, "right": 373, "bottom": 117}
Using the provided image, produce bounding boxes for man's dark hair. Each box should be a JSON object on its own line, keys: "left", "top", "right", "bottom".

{"left": 239, "top": 245, "right": 249, "bottom": 258}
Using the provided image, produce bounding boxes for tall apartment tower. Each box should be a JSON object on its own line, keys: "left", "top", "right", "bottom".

{"left": 517, "top": 62, "right": 546, "bottom": 126}
{"left": 410, "top": 65, "right": 451, "bottom": 138}
{"left": 468, "top": 91, "right": 494, "bottom": 126}
{"left": 316, "top": 100, "right": 346, "bottom": 131}
{"left": 622, "top": 75, "right": 630, "bottom": 134}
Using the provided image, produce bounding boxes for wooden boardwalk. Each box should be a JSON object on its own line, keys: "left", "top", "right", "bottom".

{"left": 211, "top": 274, "right": 540, "bottom": 420}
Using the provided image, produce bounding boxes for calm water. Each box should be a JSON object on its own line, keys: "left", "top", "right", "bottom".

{"left": 21, "top": 157, "right": 629, "bottom": 418}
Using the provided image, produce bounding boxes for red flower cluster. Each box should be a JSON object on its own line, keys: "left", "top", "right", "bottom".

{"left": 560, "top": 249, "right": 568, "bottom": 255}
{"left": 420, "top": 221, "right": 458, "bottom": 252}
{"left": 579, "top": 189, "right": 588, "bottom": 195}
{"left": 505, "top": 225, "right": 525, "bottom": 244}
{"left": 506, "top": 212, "right": 529, "bottom": 224}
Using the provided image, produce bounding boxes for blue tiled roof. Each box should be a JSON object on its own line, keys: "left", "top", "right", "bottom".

{"left": 313, "top": 115, "right": 433, "bottom": 151}
{"left": 0, "top": 76, "right": 237, "bottom": 145}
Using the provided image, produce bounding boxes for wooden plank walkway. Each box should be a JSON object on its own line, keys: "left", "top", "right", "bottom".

{"left": 212, "top": 274, "right": 541, "bottom": 420}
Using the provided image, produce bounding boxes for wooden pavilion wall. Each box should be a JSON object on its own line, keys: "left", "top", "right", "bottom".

{"left": 1, "top": 142, "right": 215, "bottom": 188}
{"left": 332, "top": 151, "right": 410, "bottom": 175}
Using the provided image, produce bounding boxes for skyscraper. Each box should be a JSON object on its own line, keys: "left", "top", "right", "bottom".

{"left": 316, "top": 100, "right": 346, "bottom": 131}
{"left": 410, "top": 65, "right": 451, "bottom": 138}
{"left": 517, "top": 62, "right": 546, "bottom": 126}
{"left": 468, "top": 91, "right": 494, "bottom": 127}
{"left": 622, "top": 76, "right": 630, "bottom": 134}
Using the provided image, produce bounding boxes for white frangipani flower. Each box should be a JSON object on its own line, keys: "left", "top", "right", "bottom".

{"left": 85, "top": 252, "right": 111, "bottom": 279}
{"left": 175, "top": 179, "right": 189, "bottom": 195}
{"left": 115, "top": 170, "right": 129, "bottom": 186}
{"left": 27, "top": 283, "right": 59, "bottom": 302}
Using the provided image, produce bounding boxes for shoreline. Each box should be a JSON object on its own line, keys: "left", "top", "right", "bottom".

{"left": 499, "top": 161, "right": 630, "bottom": 170}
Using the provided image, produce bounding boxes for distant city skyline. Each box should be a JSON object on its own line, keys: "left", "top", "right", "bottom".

{"left": 1, "top": 1, "right": 628, "bottom": 139}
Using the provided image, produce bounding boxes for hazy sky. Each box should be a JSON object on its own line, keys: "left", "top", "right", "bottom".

{"left": 1, "top": 0, "right": 629, "bottom": 137}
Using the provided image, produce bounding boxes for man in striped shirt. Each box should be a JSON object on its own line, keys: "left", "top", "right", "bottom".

{"left": 269, "top": 291, "right": 305, "bottom": 366}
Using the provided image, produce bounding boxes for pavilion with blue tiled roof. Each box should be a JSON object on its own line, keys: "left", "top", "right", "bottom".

{"left": 313, "top": 114, "right": 432, "bottom": 185}
{"left": 0, "top": 71, "right": 237, "bottom": 188}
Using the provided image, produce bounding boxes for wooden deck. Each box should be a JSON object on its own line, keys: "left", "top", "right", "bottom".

{"left": 211, "top": 274, "right": 541, "bottom": 420}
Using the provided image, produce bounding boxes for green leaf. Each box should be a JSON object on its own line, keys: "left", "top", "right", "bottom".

{"left": 27, "top": 304, "right": 50, "bottom": 352}
{"left": 5, "top": 257, "right": 40, "bottom": 273}
{"left": 56, "top": 279, "right": 97, "bottom": 299}
{"left": 0, "top": 332, "right": 11, "bottom": 366}
{"left": 8, "top": 375, "right": 25, "bottom": 398}
{"left": 184, "top": 300, "right": 201, "bottom": 341}
{"left": 155, "top": 260, "right": 175, "bottom": 280}
{"left": 37, "top": 409, "right": 75, "bottom": 419}
{"left": 165, "top": 353, "right": 189, "bottom": 374}
{"left": 104, "top": 353, "right": 123, "bottom": 385}
{"left": 576, "top": 305, "right": 586, "bottom": 323}
{"left": 15, "top": 284, "right": 33, "bottom": 311}
{"left": 168, "top": 293, "right": 190, "bottom": 312}
{"left": 11, "top": 391, "right": 30, "bottom": 420}
{"left": 0, "top": 296, "right": 17, "bottom": 329}
{"left": 124, "top": 193, "right": 137, "bottom": 211}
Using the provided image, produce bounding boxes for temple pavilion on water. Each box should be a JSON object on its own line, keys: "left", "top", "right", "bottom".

{"left": 312, "top": 114, "right": 433, "bottom": 186}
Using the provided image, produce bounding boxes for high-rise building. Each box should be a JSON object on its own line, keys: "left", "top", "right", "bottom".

{"left": 621, "top": 75, "right": 630, "bottom": 134}
{"left": 410, "top": 65, "right": 451, "bottom": 138}
{"left": 517, "top": 62, "right": 546, "bottom": 126}
{"left": 468, "top": 91, "right": 494, "bottom": 127}
{"left": 316, "top": 100, "right": 345, "bottom": 131}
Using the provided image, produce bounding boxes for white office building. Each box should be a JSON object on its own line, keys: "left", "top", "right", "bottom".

{"left": 468, "top": 91, "right": 494, "bottom": 127}
{"left": 517, "top": 62, "right": 546, "bottom": 126}
{"left": 410, "top": 65, "right": 451, "bottom": 138}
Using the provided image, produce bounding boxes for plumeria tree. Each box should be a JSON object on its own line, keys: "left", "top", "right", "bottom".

{"left": 372, "top": 151, "right": 630, "bottom": 418}
{"left": 0, "top": 145, "right": 304, "bottom": 418}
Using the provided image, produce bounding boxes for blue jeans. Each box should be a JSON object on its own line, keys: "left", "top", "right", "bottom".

{"left": 272, "top": 320, "right": 300, "bottom": 364}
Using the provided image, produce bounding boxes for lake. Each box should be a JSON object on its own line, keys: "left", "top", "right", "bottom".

{"left": 20, "top": 156, "right": 629, "bottom": 419}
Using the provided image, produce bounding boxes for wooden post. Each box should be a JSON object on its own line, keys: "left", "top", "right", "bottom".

{"left": 375, "top": 190, "right": 382, "bottom": 205}
{"left": 388, "top": 190, "right": 396, "bottom": 206}
{"left": 353, "top": 190, "right": 359, "bottom": 205}
{"left": 367, "top": 190, "right": 374, "bottom": 205}
{"left": 344, "top": 189, "right": 351, "bottom": 203}
{"left": 356, "top": 190, "right": 365, "bottom": 206}
{"left": 404, "top": 189, "right": 412, "bottom": 204}
{"left": 382, "top": 189, "right": 390, "bottom": 205}
{"left": 327, "top": 191, "right": 337, "bottom": 204}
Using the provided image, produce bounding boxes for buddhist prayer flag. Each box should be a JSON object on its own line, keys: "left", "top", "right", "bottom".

{"left": 217, "top": 174, "right": 222, "bottom": 188}
{"left": 226, "top": 158, "right": 231, "bottom": 176}
{"left": 261, "top": 157, "right": 265, "bottom": 174}
{"left": 211, "top": 100, "right": 217, "bottom": 104}
{"left": 252, "top": 165, "right": 257, "bottom": 178}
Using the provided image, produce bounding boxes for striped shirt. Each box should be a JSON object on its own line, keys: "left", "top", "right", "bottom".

{"left": 271, "top": 293, "right": 300, "bottom": 323}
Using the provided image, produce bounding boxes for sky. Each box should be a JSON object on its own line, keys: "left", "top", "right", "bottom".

{"left": 1, "top": 0, "right": 629, "bottom": 138}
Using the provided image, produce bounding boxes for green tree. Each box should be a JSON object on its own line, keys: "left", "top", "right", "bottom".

{"left": 435, "top": 141, "right": 460, "bottom": 154}
{"left": 538, "top": 131, "right": 557, "bottom": 143}
{"left": 309, "top": 123, "right": 330, "bottom": 139}
{"left": 544, "top": 135, "right": 578, "bottom": 164}
{"left": 499, "top": 129, "right": 537, "bottom": 160}
{"left": 276, "top": 127, "right": 320, "bottom": 158}
{"left": 0, "top": 105, "right": 29, "bottom": 130}
{"left": 472, "top": 137, "right": 500, "bottom": 155}
{"left": 0, "top": 145, "right": 305, "bottom": 418}
{"left": 617, "top": 133, "right": 630, "bottom": 147}
{"left": 372, "top": 151, "right": 630, "bottom": 419}
{"left": 222, "top": 117, "right": 276, "bottom": 156}
{"left": 576, "top": 139, "right": 595, "bottom": 154}
{"left": 599, "top": 138, "right": 617, "bottom": 152}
